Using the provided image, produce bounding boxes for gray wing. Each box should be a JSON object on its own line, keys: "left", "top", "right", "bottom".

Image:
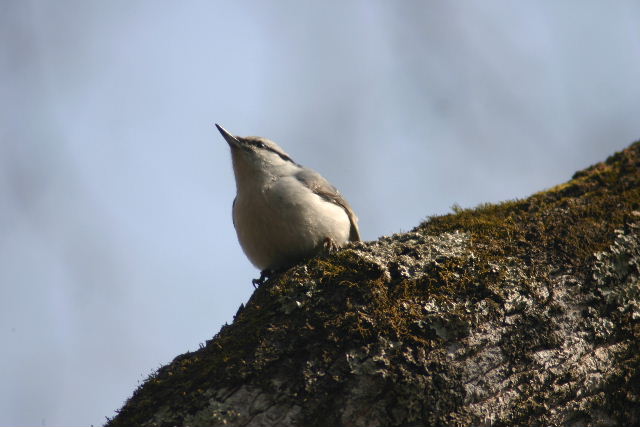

{"left": 295, "top": 168, "right": 361, "bottom": 241}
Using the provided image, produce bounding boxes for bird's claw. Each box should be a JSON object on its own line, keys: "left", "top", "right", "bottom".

{"left": 252, "top": 270, "right": 272, "bottom": 288}
{"left": 322, "top": 237, "right": 339, "bottom": 254}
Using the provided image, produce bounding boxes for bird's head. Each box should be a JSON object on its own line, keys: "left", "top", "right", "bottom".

{"left": 216, "top": 124, "right": 299, "bottom": 188}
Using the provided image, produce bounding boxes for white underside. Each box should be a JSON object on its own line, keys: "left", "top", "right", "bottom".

{"left": 233, "top": 175, "right": 351, "bottom": 271}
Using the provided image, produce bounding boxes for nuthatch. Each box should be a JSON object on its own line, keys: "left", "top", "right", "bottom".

{"left": 216, "top": 124, "right": 360, "bottom": 282}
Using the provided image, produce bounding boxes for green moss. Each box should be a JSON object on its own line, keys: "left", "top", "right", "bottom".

{"left": 420, "top": 141, "right": 640, "bottom": 282}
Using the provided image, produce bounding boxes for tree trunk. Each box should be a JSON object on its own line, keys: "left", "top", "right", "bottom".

{"left": 107, "top": 141, "right": 640, "bottom": 427}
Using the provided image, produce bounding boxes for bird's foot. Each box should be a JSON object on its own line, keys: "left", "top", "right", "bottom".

{"left": 252, "top": 270, "right": 272, "bottom": 288}
{"left": 322, "top": 237, "right": 339, "bottom": 254}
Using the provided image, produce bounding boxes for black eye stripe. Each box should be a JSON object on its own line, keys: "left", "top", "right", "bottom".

{"left": 247, "top": 140, "right": 266, "bottom": 149}
{"left": 239, "top": 137, "right": 299, "bottom": 165}
{"left": 246, "top": 140, "right": 293, "bottom": 163}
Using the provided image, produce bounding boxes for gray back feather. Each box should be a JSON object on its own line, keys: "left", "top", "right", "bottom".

{"left": 295, "top": 169, "right": 361, "bottom": 241}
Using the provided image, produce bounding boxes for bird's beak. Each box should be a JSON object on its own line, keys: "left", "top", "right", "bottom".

{"left": 215, "top": 124, "right": 241, "bottom": 147}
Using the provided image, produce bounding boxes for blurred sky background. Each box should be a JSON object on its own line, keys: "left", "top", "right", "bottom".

{"left": 1, "top": 1, "right": 639, "bottom": 426}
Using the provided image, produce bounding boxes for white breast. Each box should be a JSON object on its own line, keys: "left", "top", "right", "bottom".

{"left": 233, "top": 175, "right": 351, "bottom": 271}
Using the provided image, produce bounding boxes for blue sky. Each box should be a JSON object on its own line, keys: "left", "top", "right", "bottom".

{"left": 1, "top": 2, "right": 639, "bottom": 425}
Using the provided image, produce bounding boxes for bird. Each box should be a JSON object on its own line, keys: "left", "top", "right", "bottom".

{"left": 216, "top": 124, "right": 360, "bottom": 284}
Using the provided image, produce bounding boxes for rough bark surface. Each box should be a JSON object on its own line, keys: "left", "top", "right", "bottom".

{"left": 107, "top": 142, "right": 640, "bottom": 427}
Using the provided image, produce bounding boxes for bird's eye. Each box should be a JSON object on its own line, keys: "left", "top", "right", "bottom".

{"left": 257, "top": 142, "right": 265, "bottom": 149}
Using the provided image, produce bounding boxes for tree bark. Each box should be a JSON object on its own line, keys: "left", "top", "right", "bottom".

{"left": 107, "top": 141, "right": 640, "bottom": 427}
